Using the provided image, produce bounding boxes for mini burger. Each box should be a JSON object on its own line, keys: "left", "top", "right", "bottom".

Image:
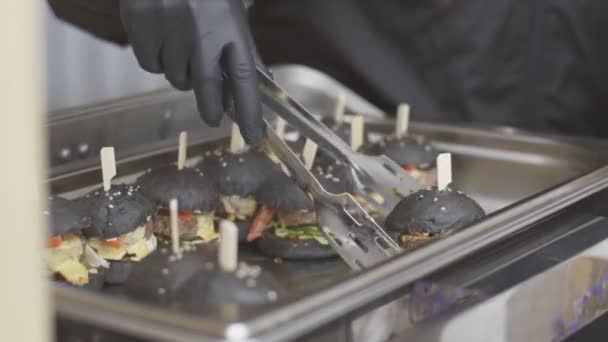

{"left": 127, "top": 246, "right": 281, "bottom": 311}
{"left": 178, "top": 260, "right": 282, "bottom": 311}
{"left": 44, "top": 196, "right": 109, "bottom": 286}
{"left": 203, "top": 149, "right": 277, "bottom": 241}
{"left": 138, "top": 165, "right": 219, "bottom": 244}
{"left": 247, "top": 171, "right": 337, "bottom": 260}
{"left": 126, "top": 245, "right": 207, "bottom": 306}
{"left": 385, "top": 186, "right": 485, "bottom": 249}
{"left": 81, "top": 184, "right": 157, "bottom": 284}
{"left": 365, "top": 135, "right": 439, "bottom": 186}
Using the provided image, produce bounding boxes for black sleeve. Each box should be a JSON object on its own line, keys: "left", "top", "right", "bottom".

{"left": 48, "top": 0, "right": 128, "bottom": 45}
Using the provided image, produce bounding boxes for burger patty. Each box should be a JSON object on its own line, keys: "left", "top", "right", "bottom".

{"left": 148, "top": 215, "right": 198, "bottom": 236}
{"left": 398, "top": 232, "right": 441, "bottom": 249}
{"left": 277, "top": 209, "right": 317, "bottom": 227}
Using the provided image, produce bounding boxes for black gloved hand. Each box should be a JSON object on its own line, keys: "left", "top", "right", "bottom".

{"left": 119, "top": 0, "right": 264, "bottom": 144}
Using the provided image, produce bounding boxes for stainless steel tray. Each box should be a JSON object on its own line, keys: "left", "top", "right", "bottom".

{"left": 50, "top": 66, "right": 608, "bottom": 342}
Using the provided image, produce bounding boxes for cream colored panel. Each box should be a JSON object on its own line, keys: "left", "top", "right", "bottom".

{"left": 0, "top": 1, "right": 50, "bottom": 341}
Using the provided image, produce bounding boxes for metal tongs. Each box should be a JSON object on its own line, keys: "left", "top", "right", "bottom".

{"left": 257, "top": 67, "right": 422, "bottom": 270}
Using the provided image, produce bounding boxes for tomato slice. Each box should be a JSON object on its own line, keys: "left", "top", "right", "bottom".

{"left": 247, "top": 206, "right": 277, "bottom": 242}
{"left": 178, "top": 211, "right": 194, "bottom": 220}
{"left": 48, "top": 235, "right": 63, "bottom": 248}
{"left": 402, "top": 165, "right": 417, "bottom": 172}
{"left": 157, "top": 208, "right": 194, "bottom": 220}
{"left": 101, "top": 235, "right": 126, "bottom": 249}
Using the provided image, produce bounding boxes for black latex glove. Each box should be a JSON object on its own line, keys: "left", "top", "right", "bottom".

{"left": 119, "top": 0, "right": 264, "bottom": 144}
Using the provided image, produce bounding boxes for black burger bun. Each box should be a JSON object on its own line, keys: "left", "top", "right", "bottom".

{"left": 366, "top": 135, "right": 438, "bottom": 168}
{"left": 125, "top": 248, "right": 207, "bottom": 306}
{"left": 255, "top": 171, "right": 313, "bottom": 212}
{"left": 82, "top": 184, "right": 155, "bottom": 239}
{"left": 386, "top": 186, "right": 485, "bottom": 237}
{"left": 205, "top": 150, "right": 276, "bottom": 197}
{"left": 138, "top": 165, "right": 218, "bottom": 212}
{"left": 177, "top": 261, "right": 283, "bottom": 310}
{"left": 256, "top": 230, "right": 338, "bottom": 260}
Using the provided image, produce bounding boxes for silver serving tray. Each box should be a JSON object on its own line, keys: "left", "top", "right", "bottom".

{"left": 50, "top": 65, "right": 608, "bottom": 341}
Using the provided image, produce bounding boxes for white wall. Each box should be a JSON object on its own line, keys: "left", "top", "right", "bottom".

{"left": 44, "top": 3, "right": 169, "bottom": 112}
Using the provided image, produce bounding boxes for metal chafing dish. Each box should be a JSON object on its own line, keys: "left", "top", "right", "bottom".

{"left": 50, "top": 65, "right": 608, "bottom": 341}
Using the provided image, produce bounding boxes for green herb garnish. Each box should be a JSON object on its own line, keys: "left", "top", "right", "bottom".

{"left": 393, "top": 187, "right": 406, "bottom": 199}
{"left": 180, "top": 233, "right": 203, "bottom": 242}
{"left": 273, "top": 225, "right": 335, "bottom": 245}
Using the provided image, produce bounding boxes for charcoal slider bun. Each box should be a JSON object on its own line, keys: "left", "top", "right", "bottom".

{"left": 367, "top": 135, "right": 438, "bottom": 169}
{"left": 202, "top": 148, "right": 277, "bottom": 241}
{"left": 256, "top": 231, "right": 338, "bottom": 260}
{"left": 126, "top": 247, "right": 281, "bottom": 312}
{"left": 205, "top": 149, "right": 276, "bottom": 197}
{"left": 386, "top": 186, "right": 485, "bottom": 249}
{"left": 125, "top": 246, "right": 207, "bottom": 306}
{"left": 80, "top": 184, "right": 158, "bottom": 284}
{"left": 255, "top": 171, "right": 313, "bottom": 213}
{"left": 176, "top": 260, "right": 283, "bottom": 312}
{"left": 250, "top": 171, "right": 338, "bottom": 260}
{"left": 364, "top": 135, "right": 439, "bottom": 186}
{"left": 82, "top": 183, "right": 155, "bottom": 240}
{"left": 44, "top": 196, "right": 106, "bottom": 287}
{"left": 138, "top": 165, "right": 218, "bottom": 213}
{"left": 138, "top": 165, "right": 219, "bottom": 243}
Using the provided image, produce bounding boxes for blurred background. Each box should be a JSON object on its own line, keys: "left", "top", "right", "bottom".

{"left": 44, "top": 3, "right": 167, "bottom": 112}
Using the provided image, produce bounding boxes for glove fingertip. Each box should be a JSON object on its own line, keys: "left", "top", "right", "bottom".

{"left": 197, "top": 107, "right": 223, "bottom": 128}
{"left": 239, "top": 120, "right": 265, "bottom": 146}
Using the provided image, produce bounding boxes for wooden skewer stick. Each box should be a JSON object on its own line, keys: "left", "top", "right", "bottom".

{"left": 177, "top": 131, "right": 188, "bottom": 170}
{"left": 350, "top": 115, "right": 365, "bottom": 152}
{"left": 280, "top": 163, "right": 292, "bottom": 177}
{"left": 218, "top": 220, "right": 239, "bottom": 272}
{"left": 395, "top": 103, "right": 410, "bottom": 139}
{"left": 169, "top": 199, "right": 180, "bottom": 255}
{"left": 302, "top": 139, "right": 318, "bottom": 170}
{"left": 264, "top": 149, "right": 281, "bottom": 165}
{"left": 230, "top": 123, "right": 246, "bottom": 154}
{"left": 333, "top": 92, "right": 347, "bottom": 125}
{"left": 437, "top": 153, "right": 452, "bottom": 191}
{"left": 100, "top": 147, "right": 116, "bottom": 192}
{"left": 275, "top": 117, "right": 287, "bottom": 140}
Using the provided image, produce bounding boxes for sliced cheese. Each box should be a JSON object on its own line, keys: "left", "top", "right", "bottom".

{"left": 88, "top": 226, "right": 153, "bottom": 262}
{"left": 44, "top": 234, "right": 84, "bottom": 269}
{"left": 220, "top": 195, "right": 257, "bottom": 219}
{"left": 123, "top": 226, "right": 146, "bottom": 246}
{"left": 126, "top": 238, "right": 152, "bottom": 261}
{"left": 88, "top": 239, "right": 127, "bottom": 261}
{"left": 196, "top": 213, "right": 218, "bottom": 242}
{"left": 55, "top": 260, "right": 89, "bottom": 286}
